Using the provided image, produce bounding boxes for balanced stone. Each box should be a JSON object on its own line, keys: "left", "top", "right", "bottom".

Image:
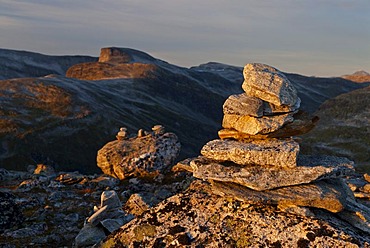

{"left": 116, "top": 127, "right": 128, "bottom": 140}
{"left": 218, "top": 114, "right": 319, "bottom": 140}
{"left": 211, "top": 179, "right": 347, "bottom": 213}
{"left": 190, "top": 155, "right": 354, "bottom": 191}
{"left": 242, "top": 63, "right": 298, "bottom": 107}
{"left": 201, "top": 138, "right": 299, "bottom": 168}
{"left": 152, "top": 125, "right": 165, "bottom": 135}
{"left": 222, "top": 113, "right": 294, "bottom": 135}
{"left": 223, "top": 93, "right": 263, "bottom": 117}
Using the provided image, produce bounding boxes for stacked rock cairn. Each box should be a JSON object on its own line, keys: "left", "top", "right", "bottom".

{"left": 183, "top": 63, "right": 370, "bottom": 230}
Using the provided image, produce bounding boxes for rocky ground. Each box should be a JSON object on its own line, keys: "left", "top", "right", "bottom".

{"left": 2, "top": 164, "right": 370, "bottom": 248}
{"left": 0, "top": 165, "right": 192, "bottom": 247}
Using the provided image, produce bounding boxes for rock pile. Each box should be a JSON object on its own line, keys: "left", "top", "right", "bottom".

{"left": 96, "top": 64, "right": 370, "bottom": 247}
{"left": 182, "top": 63, "right": 370, "bottom": 229}
{"left": 74, "top": 190, "right": 134, "bottom": 247}
{"left": 97, "top": 125, "right": 181, "bottom": 180}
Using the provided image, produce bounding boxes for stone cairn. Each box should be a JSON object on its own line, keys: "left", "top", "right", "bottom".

{"left": 177, "top": 63, "right": 370, "bottom": 232}
{"left": 98, "top": 125, "right": 181, "bottom": 180}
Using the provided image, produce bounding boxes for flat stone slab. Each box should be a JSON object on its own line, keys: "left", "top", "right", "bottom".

{"left": 201, "top": 138, "right": 299, "bottom": 168}
{"left": 223, "top": 93, "right": 264, "bottom": 117}
{"left": 190, "top": 155, "right": 354, "bottom": 191}
{"left": 211, "top": 179, "right": 348, "bottom": 213}
{"left": 242, "top": 63, "right": 298, "bottom": 106}
{"left": 219, "top": 112, "right": 318, "bottom": 139}
{"left": 222, "top": 113, "right": 294, "bottom": 135}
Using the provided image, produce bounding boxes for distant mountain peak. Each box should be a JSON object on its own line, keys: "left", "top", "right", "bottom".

{"left": 342, "top": 70, "right": 370, "bottom": 83}
{"left": 351, "top": 70, "right": 370, "bottom": 76}
{"left": 99, "top": 47, "right": 157, "bottom": 64}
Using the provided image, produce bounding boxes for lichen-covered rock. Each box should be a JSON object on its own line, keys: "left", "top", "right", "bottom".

{"left": 212, "top": 179, "right": 348, "bottom": 213}
{"left": 97, "top": 132, "right": 181, "bottom": 180}
{"left": 242, "top": 63, "right": 298, "bottom": 106}
{"left": 100, "top": 180, "right": 370, "bottom": 247}
{"left": 190, "top": 155, "right": 354, "bottom": 191}
{"left": 201, "top": 138, "right": 299, "bottom": 168}
{"left": 222, "top": 113, "right": 294, "bottom": 135}
{"left": 223, "top": 93, "right": 264, "bottom": 117}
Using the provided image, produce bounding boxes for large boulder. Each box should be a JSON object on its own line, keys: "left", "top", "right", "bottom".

{"left": 242, "top": 63, "right": 298, "bottom": 106}
{"left": 97, "top": 131, "right": 181, "bottom": 180}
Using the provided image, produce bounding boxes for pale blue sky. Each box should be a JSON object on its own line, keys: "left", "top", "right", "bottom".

{"left": 0, "top": 0, "right": 369, "bottom": 76}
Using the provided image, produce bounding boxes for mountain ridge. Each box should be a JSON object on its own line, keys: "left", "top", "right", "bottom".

{"left": 0, "top": 47, "right": 368, "bottom": 173}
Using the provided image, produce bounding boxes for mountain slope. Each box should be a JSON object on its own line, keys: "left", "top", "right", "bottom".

{"left": 0, "top": 47, "right": 368, "bottom": 173}
{"left": 0, "top": 48, "right": 97, "bottom": 80}
{"left": 301, "top": 86, "right": 370, "bottom": 172}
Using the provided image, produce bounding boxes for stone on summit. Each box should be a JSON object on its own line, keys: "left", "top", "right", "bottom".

{"left": 223, "top": 93, "right": 264, "bottom": 117}
{"left": 201, "top": 138, "right": 299, "bottom": 168}
{"left": 242, "top": 63, "right": 298, "bottom": 106}
{"left": 222, "top": 112, "right": 294, "bottom": 135}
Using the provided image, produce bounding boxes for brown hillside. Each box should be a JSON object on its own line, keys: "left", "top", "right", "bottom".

{"left": 342, "top": 74, "right": 370, "bottom": 83}
{"left": 301, "top": 86, "right": 370, "bottom": 172}
{"left": 66, "top": 62, "right": 157, "bottom": 80}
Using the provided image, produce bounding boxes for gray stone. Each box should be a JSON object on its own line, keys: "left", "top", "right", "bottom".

{"left": 222, "top": 113, "right": 294, "bottom": 135}
{"left": 339, "top": 198, "right": 370, "bottom": 235}
{"left": 242, "top": 63, "right": 298, "bottom": 106}
{"left": 97, "top": 131, "right": 181, "bottom": 180}
{"left": 201, "top": 138, "right": 299, "bottom": 168}
{"left": 74, "top": 223, "right": 106, "bottom": 247}
{"left": 211, "top": 179, "right": 347, "bottom": 213}
{"left": 87, "top": 205, "right": 125, "bottom": 226}
{"left": 263, "top": 97, "right": 301, "bottom": 115}
{"left": 101, "top": 190, "right": 121, "bottom": 209}
{"left": 100, "top": 219, "right": 124, "bottom": 233}
{"left": 3, "top": 223, "right": 47, "bottom": 239}
{"left": 0, "top": 168, "right": 10, "bottom": 181}
{"left": 223, "top": 93, "right": 263, "bottom": 117}
{"left": 190, "top": 155, "right": 354, "bottom": 191}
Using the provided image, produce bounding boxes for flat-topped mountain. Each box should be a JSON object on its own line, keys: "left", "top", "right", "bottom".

{"left": 0, "top": 47, "right": 368, "bottom": 172}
